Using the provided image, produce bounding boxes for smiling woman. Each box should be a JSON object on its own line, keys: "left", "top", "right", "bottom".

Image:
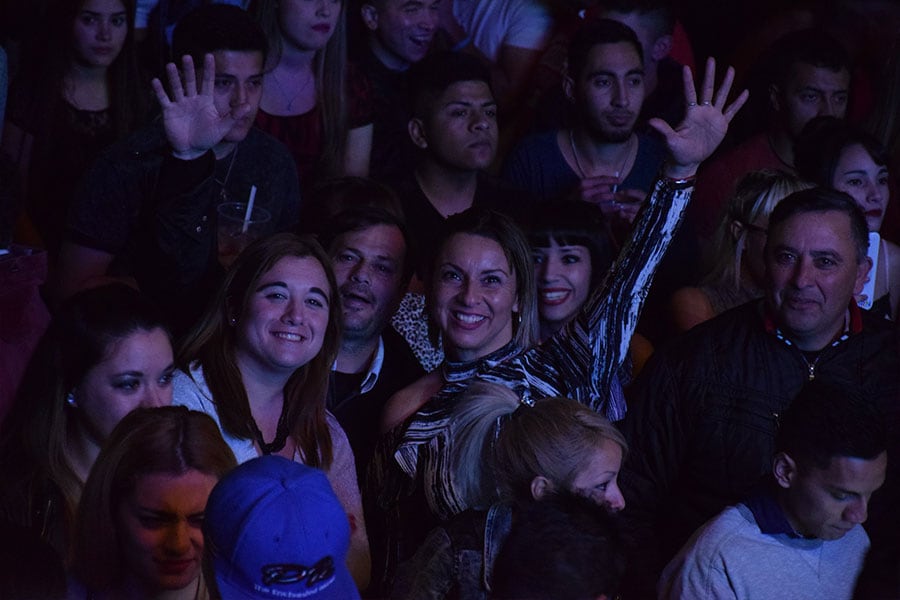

{"left": 70, "top": 406, "right": 236, "bottom": 599}
{"left": 172, "top": 232, "right": 371, "bottom": 589}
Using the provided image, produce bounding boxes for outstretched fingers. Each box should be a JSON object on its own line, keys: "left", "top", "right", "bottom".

{"left": 682, "top": 64, "right": 697, "bottom": 107}
{"left": 723, "top": 89, "right": 750, "bottom": 123}
{"left": 712, "top": 65, "right": 734, "bottom": 108}
{"left": 698, "top": 57, "right": 716, "bottom": 105}
{"left": 150, "top": 77, "right": 171, "bottom": 109}
{"left": 199, "top": 53, "right": 216, "bottom": 96}
{"left": 180, "top": 55, "right": 198, "bottom": 97}
{"left": 164, "top": 60, "right": 185, "bottom": 102}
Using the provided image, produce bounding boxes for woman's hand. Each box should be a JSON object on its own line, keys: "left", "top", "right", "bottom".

{"left": 151, "top": 54, "right": 251, "bottom": 160}
{"left": 649, "top": 57, "right": 749, "bottom": 179}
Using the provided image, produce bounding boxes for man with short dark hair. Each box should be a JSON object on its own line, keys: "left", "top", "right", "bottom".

{"left": 689, "top": 29, "right": 852, "bottom": 239}
{"left": 596, "top": 0, "right": 685, "bottom": 127}
{"left": 59, "top": 5, "right": 300, "bottom": 333}
{"left": 659, "top": 381, "right": 887, "bottom": 600}
{"left": 398, "top": 50, "right": 524, "bottom": 280}
{"left": 319, "top": 205, "right": 423, "bottom": 480}
{"left": 620, "top": 188, "right": 900, "bottom": 596}
{"left": 503, "top": 19, "right": 666, "bottom": 219}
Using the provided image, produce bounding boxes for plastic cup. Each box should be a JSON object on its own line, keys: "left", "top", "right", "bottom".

{"left": 216, "top": 202, "right": 271, "bottom": 268}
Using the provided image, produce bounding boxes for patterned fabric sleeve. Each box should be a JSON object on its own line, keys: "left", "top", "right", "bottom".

{"left": 396, "top": 175, "right": 694, "bottom": 519}
{"left": 513, "top": 176, "right": 694, "bottom": 419}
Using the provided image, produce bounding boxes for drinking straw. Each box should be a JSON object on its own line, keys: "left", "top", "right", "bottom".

{"left": 242, "top": 185, "right": 257, "bottom": 234}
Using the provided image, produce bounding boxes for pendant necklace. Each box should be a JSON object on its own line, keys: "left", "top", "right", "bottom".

{"left": 569, "top": 129, "right": 636, "bottom": 184}
{"left": 270, "top": 68, "right": 314, "bottom": 113}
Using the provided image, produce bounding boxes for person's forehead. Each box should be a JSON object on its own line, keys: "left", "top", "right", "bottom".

{"left": 582, "top": 41, "right": 643, "bottom": 74}
{"left": 770, "top": 209, "right": 853, "bottom": 243}
{"left": 802, "top": 453, "right": 887, "bottom": 489}
{"left": 381, "top": 0, "right": 424, "bottom": 14}
{"left": 786, "top": 62, "right": 850, "bottom": 91}
{"left": 435, "top": 80, "right": 495, "bottom": 103}
{"left": 211, "top": 49, "right": 265, "bottom": 75}
{"left": 337, "top": 223, "right": 407, "bottom": 256}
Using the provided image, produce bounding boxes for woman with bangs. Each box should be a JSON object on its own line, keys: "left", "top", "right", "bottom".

{"left": 528, "top": 201, "right": 616, "bottom": 342}
{"left": 251, "top": 0, "right": 373, "bottom": 193}
{"left": 172, "top": 232, "right": 370, "bottom": 588}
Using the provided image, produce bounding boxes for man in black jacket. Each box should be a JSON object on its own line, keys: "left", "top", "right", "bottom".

{"left": 620, "top": 188, "right": 900, "bottom": 597}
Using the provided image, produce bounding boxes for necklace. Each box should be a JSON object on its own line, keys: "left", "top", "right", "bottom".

{"left": 269, "top": 68, "right": 314, "bottom": 113}
{"left": 214, "top": 144, "right": 239, "bottom": 203}
{"left": 568, "top": 129, "right": 635, "bottom": 181}
{"left": 250, "top": 400, "right": 291, "bottom": 455}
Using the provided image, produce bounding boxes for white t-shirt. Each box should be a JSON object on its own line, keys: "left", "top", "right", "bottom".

{"left": 452, "top": 0, "right": 553, "bottom": 62}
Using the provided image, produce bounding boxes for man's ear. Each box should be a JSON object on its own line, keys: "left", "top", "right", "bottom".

{"left": 530, "top": 475, "right": 553, "bottom": 500}
{"left": 650, "top": 34, "right": 673, "bottom": 62}
{"left": 854, "top": 255, "right": 873, "bottom": 296}
{"left": 769, "top": 83, "right": 782, "bottom": 113}
{"left": 360, "top": 3, "right": 379, "bottom": 32}
{"left": 408, "top": 118, "right": 428, "bottom": 149}
{"left": 563, "top": 72, "right": 575, "bottom": 103}
{"left": 772, "top": 452, "right": 797, "bottom": 490}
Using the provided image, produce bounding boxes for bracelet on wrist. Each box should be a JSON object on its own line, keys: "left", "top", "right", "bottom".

{"left": 656, "top": 170, "right": 696, "bottom": 192}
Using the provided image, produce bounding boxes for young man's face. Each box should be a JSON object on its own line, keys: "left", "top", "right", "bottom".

{"left": 780, "top": 452, "right": 886, "bottom": 540}
{"left": 208, "top": 50, "right": 265, "bottom": 143}
{"left": 413, "top": 80, "right": 498, "bottom": 171}
{"left": 570, "top": 41, "right": 644, "bottom": 143}
{"left": 771, "top": 62, "right": 850, "bottom": 139}
{"left": 363, "top": 0, "right": 439, "bottom": 71}
{"left": 765, "top": 209, "right": 869, "bottom": 351}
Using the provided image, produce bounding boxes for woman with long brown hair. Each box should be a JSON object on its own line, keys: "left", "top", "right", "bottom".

{"left": 172, "top": 232, "right": 371, "bottom": 588}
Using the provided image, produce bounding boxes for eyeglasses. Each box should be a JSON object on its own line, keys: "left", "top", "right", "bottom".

{"left": 740, "top": 221, "right": 768, "bottom": 236}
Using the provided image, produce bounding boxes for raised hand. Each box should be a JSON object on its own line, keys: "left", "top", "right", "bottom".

{"left": 151, "top": 54, "right": 250, "bottom": 160}
{"left": 649, "top": 57, "right": 749, "bottom": 179}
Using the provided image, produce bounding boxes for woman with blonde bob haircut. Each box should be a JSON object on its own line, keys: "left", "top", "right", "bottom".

{"left": 394, "top": 381, "right": 628, "bottom": 599}
{"left": 71, "top": 406, "right": 236, "bottom": 599}
{"left": 173, "top": 232, "right": 370, "bottom": 587}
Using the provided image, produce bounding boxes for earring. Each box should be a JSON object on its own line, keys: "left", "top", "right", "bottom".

{"left": 230, "top": 317, "right": 237, "bottom": 325}
{"left": 66, "top": 392, "right": 77, "bottom": 408}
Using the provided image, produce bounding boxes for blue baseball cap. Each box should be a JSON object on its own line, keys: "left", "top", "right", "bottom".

{"left": 204, "top": 455, "right": 360, "bottom": 599}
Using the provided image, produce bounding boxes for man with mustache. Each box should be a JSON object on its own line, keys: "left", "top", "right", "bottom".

{"left": 503, "top": 17, "right": 665, "bottom": 231}
{"left": 620, "top": 188, "right": 900, "bottom": 597}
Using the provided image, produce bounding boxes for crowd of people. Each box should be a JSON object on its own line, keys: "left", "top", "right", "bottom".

{"left": 2, "top": 1, "right": 900, "bottom": 599}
